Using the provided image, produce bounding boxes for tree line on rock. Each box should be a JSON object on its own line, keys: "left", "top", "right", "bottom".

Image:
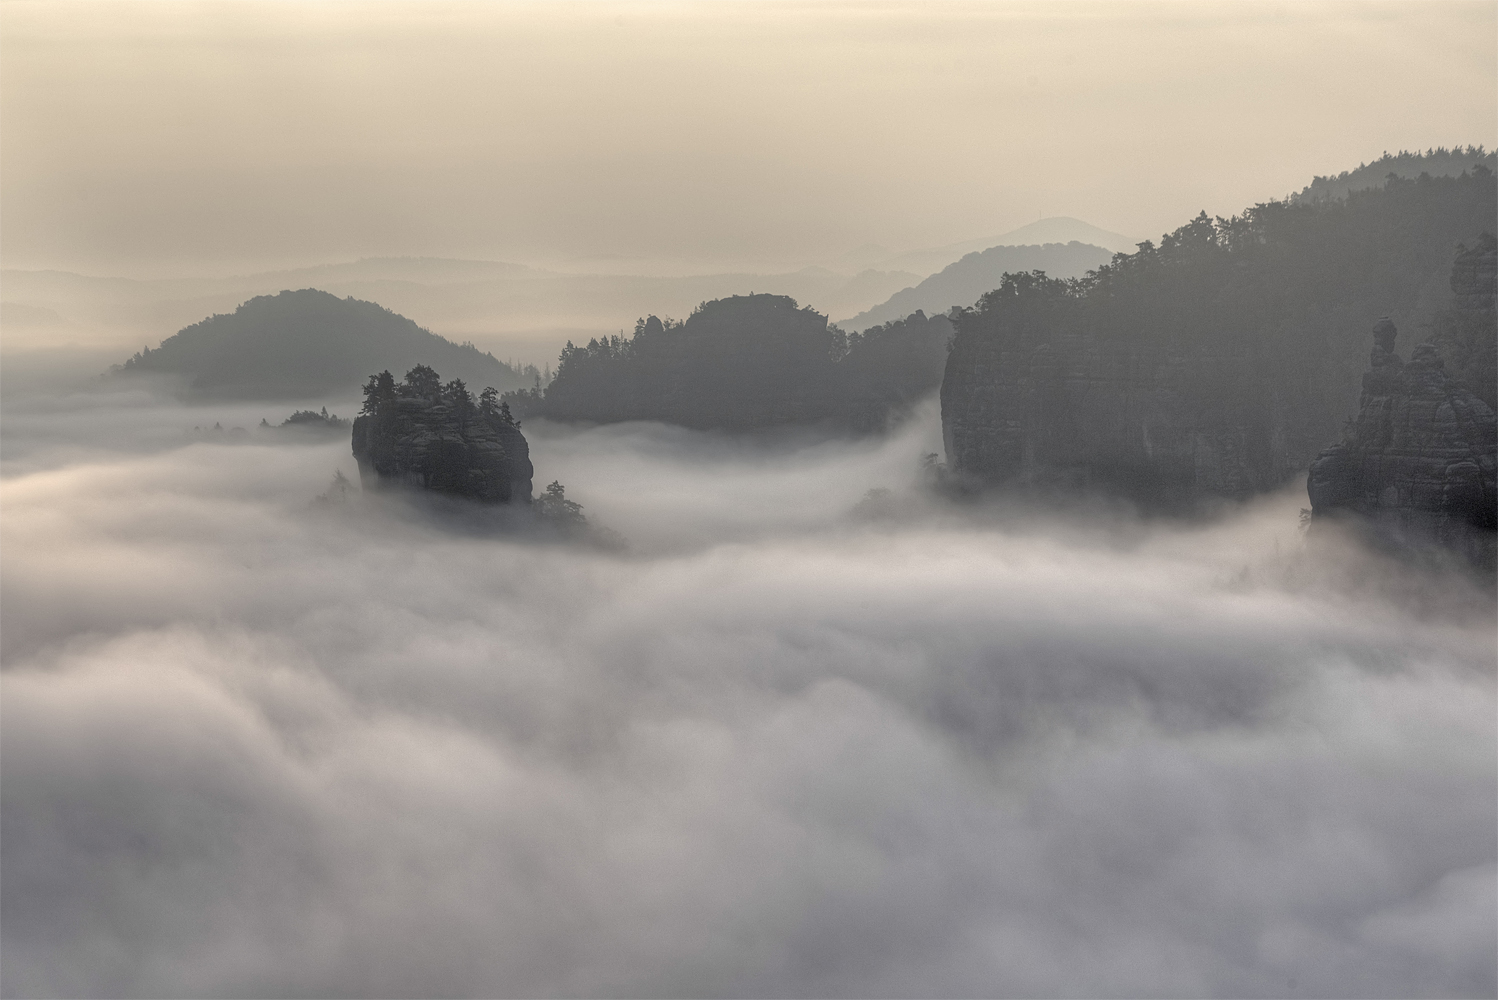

{"left": 353, "top": 364, "right": 533, "bottom": 505}
{"left": 361, "top": 364, "right": 520, "bottom": 428}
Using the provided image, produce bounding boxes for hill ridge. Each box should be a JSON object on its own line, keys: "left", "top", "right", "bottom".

{"left": 114, "top": 288, "right": 536, "bottom": 401}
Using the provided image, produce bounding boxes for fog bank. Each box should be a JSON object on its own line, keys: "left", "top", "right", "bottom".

{"left": 2, "top": 392, "right": 1494, "bottom": 997}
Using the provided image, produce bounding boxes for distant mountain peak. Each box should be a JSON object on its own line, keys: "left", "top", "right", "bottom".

{"left": 987, "top": 217, "right": 1137, "bottom": 254}
{"left": 870, "top": 218, "right": 1135, "bottom": 279}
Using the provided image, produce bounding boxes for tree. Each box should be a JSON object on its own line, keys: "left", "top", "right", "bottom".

{"left": 403, "top": 364, "right": 442, "bottom": 397}
{"left": 534, "top": 480, "right": 585, "bottom": 526}
{"left": 444, "top": 378, "right": 472, "bottom": 418}
{"left": 361, "top": 370, "right": 397, "bottom": 415}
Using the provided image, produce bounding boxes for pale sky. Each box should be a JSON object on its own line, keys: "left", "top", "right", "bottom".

{"left": 3, "top": 0, "right": 1495, "bottom": 278}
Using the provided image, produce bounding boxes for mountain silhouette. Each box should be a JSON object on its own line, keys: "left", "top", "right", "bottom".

{"left": 840, "top": 241, "right": 1114, "bottom": 332}
{"left": 113, "top": 288, "right": 530, "bottom": 401}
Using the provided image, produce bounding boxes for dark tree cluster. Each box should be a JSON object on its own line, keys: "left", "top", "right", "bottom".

{"left": 516, "top": 294, "right": 952, "bottom": 432}
{"left": 276, "top": 406, "right": 351, "bottom": 431}
{"left": 957, "top": 167, "right": 1494, "bottom": 388}
{"left": 1293, "top": 146, "right": 1494, "bottom": 204}
{"left": 361, "top": 365, "right": 518, "bottom": 428}
{"left": 353, "top": 363, "right": 532, "bottom": 504}
{"left": 942, "top": 166, "right": 1497, "bottom": 501}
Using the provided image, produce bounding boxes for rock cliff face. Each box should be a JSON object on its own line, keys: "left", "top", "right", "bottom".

{"left": 1429, "top": 233, "right": 1497, "bottom": 409}
{"left": 940, "top": 273, "right": 1288, "bottom": 506}
{"left": 1308, "top": 320, "right": 1496, "bottom": 565}
{"left": 943, "top": 343, "right": 1284, "bottom": 504}
{"left": 1450, "top": 233, "right": 1498, "bottom": 311}
{"left": 939, "top": 170, "right": 1495, "bottom": 506}
{"left": 352, "top": 392, "right": 533, "bottom": 503}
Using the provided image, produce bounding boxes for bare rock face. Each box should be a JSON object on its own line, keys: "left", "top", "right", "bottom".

{"left": 1430, "top": 233, "right": 1497, "bottom": 409}
{"left": 1308, "top": 319, "right": 1496, "bottom": 566}
{"left": 1450, "top": 232, "right": 1497, "bottom": 312}
{"left": 939, "top": 274, "right": 1289, "bottom": 508}
{"left": 352, "top": 396, "right": 533, "bottom": 503}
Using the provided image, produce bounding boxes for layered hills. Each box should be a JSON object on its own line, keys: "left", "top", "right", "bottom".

{"left": 112, "top": 289, "right": 533, "bottom": 401}
{"left": 865, "top": 217, "right": 1136, "bottom": 276}
{"left": 1293, "top": 145, "right": 1495, "bottom": 204}
{"left": 840, "top": 241, "right": 1115, "bottom": 332}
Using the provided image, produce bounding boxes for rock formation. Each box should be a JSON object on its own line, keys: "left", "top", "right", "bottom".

{"left": 1308, "top": 318, "right": 1496, "bottom": 567}
{"left": 939, "top": 170, "right": 1496, "bottom": 507}
{"left": 352, "top": 367, "right": 533, "bottom": 503}
{"left": 940, "top": 271, "right": 1288, "bottom": 507}
{"left": 1429, "top": 233, "right": 1497, "bottom": 408}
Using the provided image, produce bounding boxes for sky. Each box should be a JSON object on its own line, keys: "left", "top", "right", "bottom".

{"left": 3, "top": 0, "right": 1496, "bottom": 278}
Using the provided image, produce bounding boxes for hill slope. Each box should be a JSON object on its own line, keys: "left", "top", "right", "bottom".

{"left": 113, "top": 289, "right": 531, "bottom": 401}
{"left": 526, "top": 294, "right": 950, "bottom": 432}
{"left": 875, "top": 218, "right": 1136, "bottom": 276}
{"left": 1293, "top": 146, "right": 1494, "bottom": 203}
{"left": 841, "top": 241, "right": 1115, "bottom": 331}
{"left": 942, "top": 166, "right": 1498, "bottom": 506}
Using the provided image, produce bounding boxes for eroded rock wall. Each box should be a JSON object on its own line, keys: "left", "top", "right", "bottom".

{"left": 939, "top": 275, "right": 1293, "bottom": 506}
{"left": 1308, "top": 320, "right": 1496, "bottom": 566}
{"left": 352, "top": 397, "right": 533, "bottom": 503}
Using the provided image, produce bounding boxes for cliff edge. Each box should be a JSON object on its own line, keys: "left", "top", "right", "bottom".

{"left": 1308, "top": 318, "right": 1496, "bottom": 567}
{"left": 939, "top": 169, "right": 1496, "bottom": 507}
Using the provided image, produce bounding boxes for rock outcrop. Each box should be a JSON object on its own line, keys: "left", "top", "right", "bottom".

{"left": 1308, "top": 319, "right": 1496, "bottom": 566}
{"left": 940, "top": 272, "right": 1289, "bottom": 507}
{"left": 1429, "top": 233, "right": 1497, "bottom": 409}
{"left": 352, "top": 369, "right": 533, "bottom": 503}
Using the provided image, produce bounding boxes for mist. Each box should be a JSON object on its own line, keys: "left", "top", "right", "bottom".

{"left": 3, "top": 383, "right": 1493, "bottom": 998}
{"left": 5, "top": 2, "right": 1495, "bottom": 279}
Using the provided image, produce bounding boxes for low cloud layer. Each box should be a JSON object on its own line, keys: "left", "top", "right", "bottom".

{"left": 2, "top": 392, "right": 1494, "bottom": 998}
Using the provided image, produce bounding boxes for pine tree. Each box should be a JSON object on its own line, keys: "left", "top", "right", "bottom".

{"left": 361, "top": 370, "right": 397, "bottom": 415}
{"left": 444, "top": 378, "right": 472, "bottom": 418}
{"left": 403, "top": 364, "right": 441, "bottom": 398}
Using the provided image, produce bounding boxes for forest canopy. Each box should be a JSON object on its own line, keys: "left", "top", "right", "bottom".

{"left": 948, "top": 166, "right": 1498, "bottom": 476}
{"left": 522, "top": 293, "right": 951, "bottom": 432}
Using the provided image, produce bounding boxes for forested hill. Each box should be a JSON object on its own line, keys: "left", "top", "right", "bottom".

{"left": 841, "top": 241, "right": 1114, "bottom": 332}
{"left": 942, "top": 165, "right": 1498, "bottom": 503}
{"left": 525, "top": 294, "right": 951, "bottom": 432}
{"left": 113, "top": 289, "right": 534, "bottom": 401}
{"left": 1293, "top": 146, "right": 1494, "bottom": 203}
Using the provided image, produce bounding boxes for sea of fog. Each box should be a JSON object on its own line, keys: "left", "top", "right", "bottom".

{"left": 1, "top": 378, "right": 1494, "bottom": 998}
